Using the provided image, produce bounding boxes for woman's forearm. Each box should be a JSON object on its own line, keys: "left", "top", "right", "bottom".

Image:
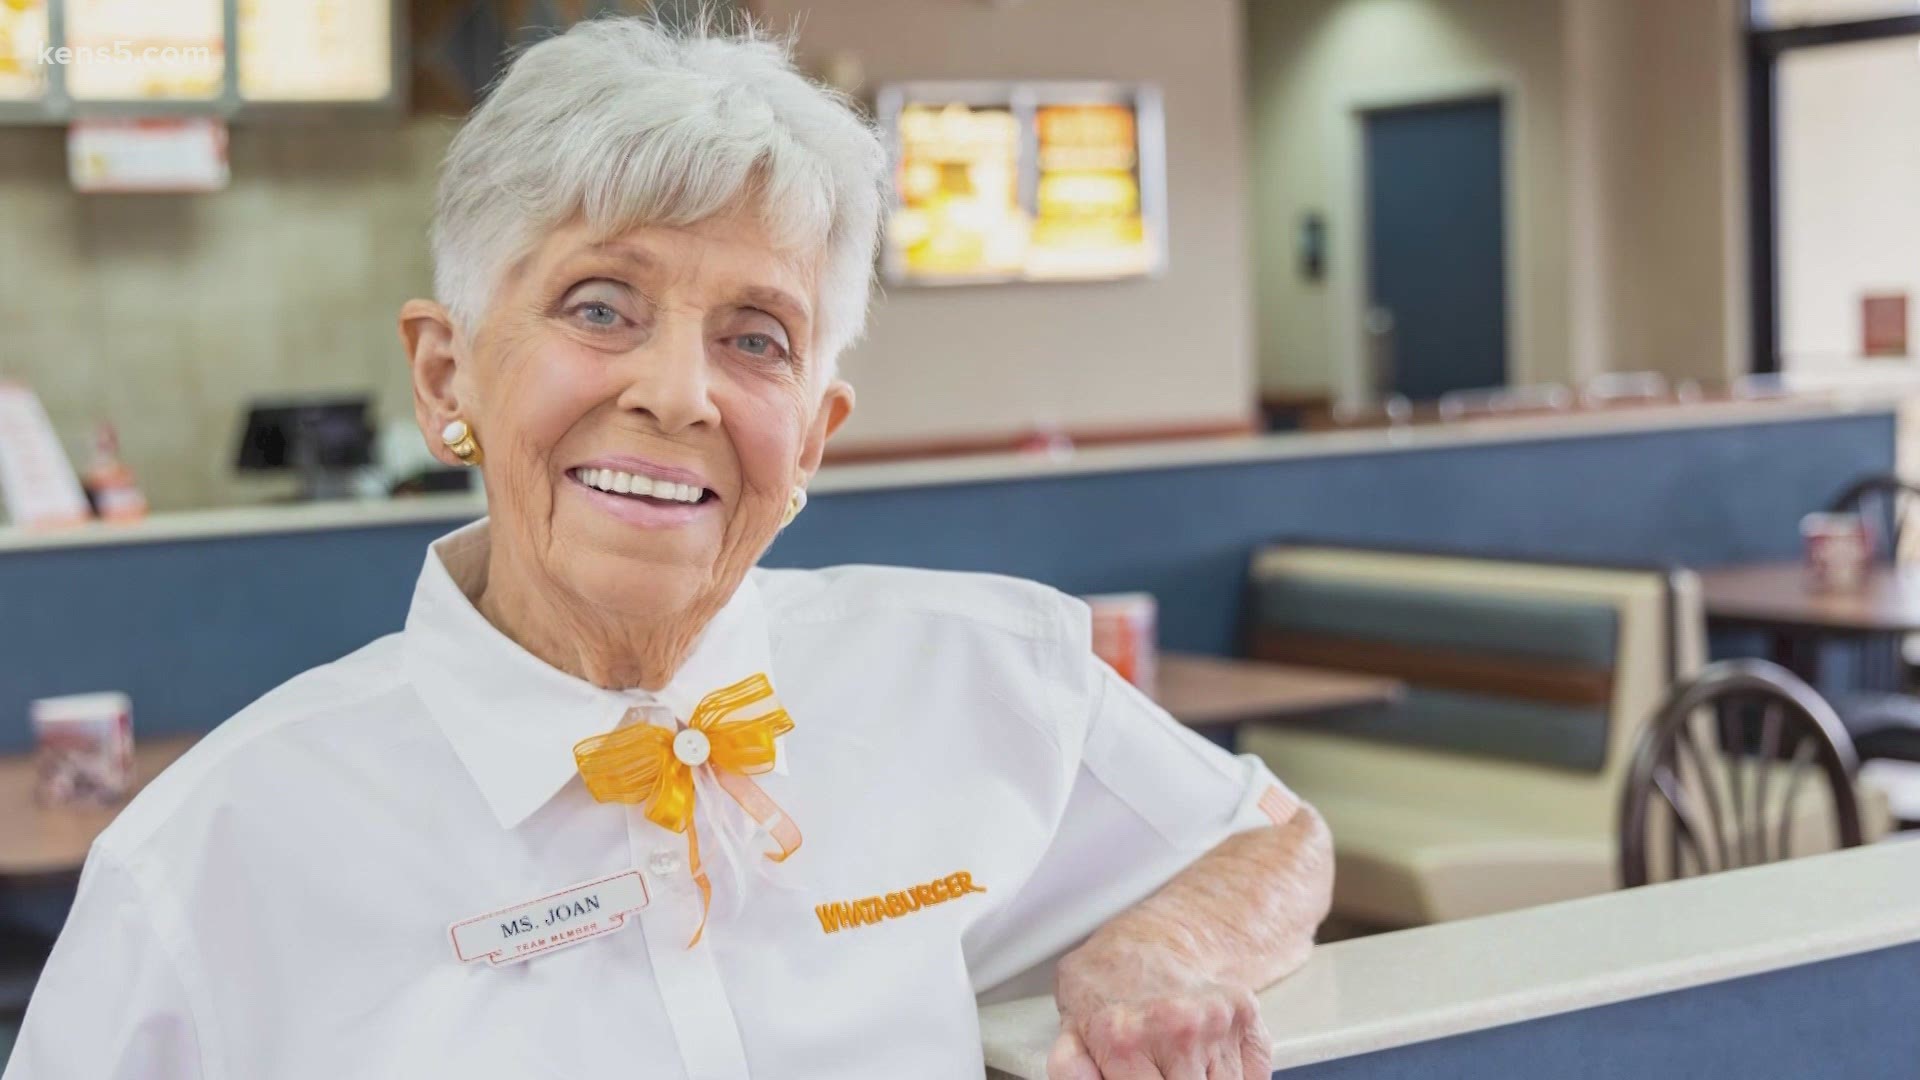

{"left": 1071, "top": 803, "right": 1335, "bottom": 994}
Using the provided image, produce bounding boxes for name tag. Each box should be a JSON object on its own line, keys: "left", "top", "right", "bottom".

{"left": 449, "top": 870, "right": 650, "bottom": 966}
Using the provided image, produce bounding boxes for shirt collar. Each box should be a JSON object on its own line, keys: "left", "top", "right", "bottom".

{"left": 403, "top": 519, "right": 775, "bottom": 829}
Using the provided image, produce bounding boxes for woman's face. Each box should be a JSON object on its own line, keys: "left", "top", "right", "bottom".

{"left": 413, "top": 208, "right": 854, "bottom": 626}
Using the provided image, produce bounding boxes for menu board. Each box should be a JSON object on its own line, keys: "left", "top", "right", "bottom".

{"left": 0, "top": 0, "right": 50, "bottom": 102}
{"left": 69, "top": 117, "right": 229, "bottom": 192}
{"left": 881, "top": 83, "right": 1166, "bottom": 286}
{"left": 891, "top": 102, "right": 1027, "bottom": 282}
{"left": 239, "top": 0, "right": 391, "bottom": 102}
{"left": 1029, "top": 103, "right": 1153, "bottom": 280}
{"left": 65, "top": 0, "right": 224, "bottom": 101}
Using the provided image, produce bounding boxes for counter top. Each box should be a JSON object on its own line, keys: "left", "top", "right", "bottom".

{"left": 978, "top": 841, "right": 1920, "bottom": 1077}
{"left": 0, "top": 490, "right": 491, "bottom": 554}
{"left": 0, "top": 393, "right": 1899, "bottom": 556}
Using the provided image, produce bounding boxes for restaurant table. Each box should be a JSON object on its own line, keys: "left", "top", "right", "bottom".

{"left": 0, "top": 734, "right": 198, "bottom": 880}
{"left": 1700, "top": 561, "right": 1920, "bottom": 688}
{"left": 1152, "top": 652, "right": 1403, "bottom": 749}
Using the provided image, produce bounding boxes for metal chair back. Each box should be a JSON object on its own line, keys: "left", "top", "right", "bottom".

{"left": 1619, "top": 659, "right": 1863, "bottom": 887}
{"left": 1829, "top": 474, "right": 1920, "bottom": 564}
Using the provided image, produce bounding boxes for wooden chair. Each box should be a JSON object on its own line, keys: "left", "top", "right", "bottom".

{"left": 1619, "top": 659, "right": 1863, "bottom": 887}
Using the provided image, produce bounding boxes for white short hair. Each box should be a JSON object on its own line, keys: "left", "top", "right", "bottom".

{"left": 429, "top": 14, "right": 886, "bottom": 382}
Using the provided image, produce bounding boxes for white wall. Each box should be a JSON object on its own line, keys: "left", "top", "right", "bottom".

{"left": 757, "top": 0, "right": 1258, "bottom": 446}
{"left": 1565, "top": 0, "right": 1749, "bottom": 386}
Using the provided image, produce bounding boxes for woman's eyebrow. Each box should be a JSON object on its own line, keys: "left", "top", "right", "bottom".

{"left": 738, "top": 286, "right": 810, "bottom": 326}
{"left": 581, "top": 241, "right": 661, "bottom": 273}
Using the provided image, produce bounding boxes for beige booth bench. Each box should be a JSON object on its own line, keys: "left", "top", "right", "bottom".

{"left": 1239, "top": 546, "right": 1705, "bottom": 928}
{"left": 1240, "top": 544, "right": 1889, "bottom": 929}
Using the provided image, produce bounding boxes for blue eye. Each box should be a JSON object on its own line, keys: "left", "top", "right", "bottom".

{"left": 736, "top": 332, "right": 788, "bottom": 359}
{"left": 579, "top": 302, "right": 620, "bottom": 327}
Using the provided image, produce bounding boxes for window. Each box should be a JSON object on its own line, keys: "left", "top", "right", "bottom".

{"left": 1777, "top": 35, "right": 1920, "bottom": 368}
{"left": 1746, "top": 4, "right": 1920, "bottom": 371}
{"left": 1754, "top": 0, "right": 1920, "bottom": 29}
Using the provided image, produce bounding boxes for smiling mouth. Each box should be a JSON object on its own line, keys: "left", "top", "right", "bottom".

{"left": 568, "top": 467, "right": 716, "bottom": 506}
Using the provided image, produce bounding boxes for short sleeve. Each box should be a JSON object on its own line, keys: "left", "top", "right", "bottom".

{"left": 6, "top": 847, "right": 209, "bottom": 1080}
{"left": 962, "top": 656, "right": 1300, "bottom": 1001}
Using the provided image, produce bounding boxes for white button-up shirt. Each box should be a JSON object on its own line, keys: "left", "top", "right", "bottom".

{"left": 9, "top": 521, "right": 1295, "bottom": 1079}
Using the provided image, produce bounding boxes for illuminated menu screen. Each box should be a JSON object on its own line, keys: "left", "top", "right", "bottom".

{"left": 0, "top": 0, "right": 50, "bottom": 101}
{"left": 1028, "top": 104, "right": 1152, "bottom": 280}
{"left": 891, "top": 102, "right": 1026, "bottom": 282}
{"left": 884, "top": 85, "right": 1164, "bottom": 286}
{"left": 65, "top": 0, "right": 224, "bottom": 101}
{"left": 240, "top": 0, "right": 391, "bottom": 102}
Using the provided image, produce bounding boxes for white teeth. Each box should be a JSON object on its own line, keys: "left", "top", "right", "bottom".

{"left": 576, "top": 468, "right": 703, "bottom": 503}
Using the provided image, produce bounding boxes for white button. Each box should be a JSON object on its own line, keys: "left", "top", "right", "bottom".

{"left": 648, "top": 848, "right": 683, "bottom": 877}
{"left": 673, "top": 728, "right": 711, "bottom": 767}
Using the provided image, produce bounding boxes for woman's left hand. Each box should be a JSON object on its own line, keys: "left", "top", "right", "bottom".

{"left": 1048, "top": 933, "right": 1272, "bottom": 1079}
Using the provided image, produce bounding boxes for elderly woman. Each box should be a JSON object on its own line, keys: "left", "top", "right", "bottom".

{"left": 10, "top": 17, "right": 1330, "bottom": 1080}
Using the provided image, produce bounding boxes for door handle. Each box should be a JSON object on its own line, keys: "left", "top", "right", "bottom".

{"left": 1366, "top": 306, "right": 1396, "bottom": 401}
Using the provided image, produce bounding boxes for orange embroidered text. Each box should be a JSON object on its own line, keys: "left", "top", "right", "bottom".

{"left": 815, "top": 871, "right": 986, "bottom": 934}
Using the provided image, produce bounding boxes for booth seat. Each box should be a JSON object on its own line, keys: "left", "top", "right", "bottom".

{"left": 1238, "top": 546, "right": 1692, "bottom": 928}
{"left": 1240, "top": 544, "right": 1890, "bottom": 929}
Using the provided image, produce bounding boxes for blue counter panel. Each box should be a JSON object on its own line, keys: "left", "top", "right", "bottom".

{"left": 0, "top": 413, "right": 1894, "bottom": 753}
{"left": 1279, "top": 940, "right": 1920, "bottom": 1078}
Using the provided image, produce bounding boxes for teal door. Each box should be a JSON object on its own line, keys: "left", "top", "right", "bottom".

{"left": 1363, "top": 97, "right": 1509, "bottom": 402}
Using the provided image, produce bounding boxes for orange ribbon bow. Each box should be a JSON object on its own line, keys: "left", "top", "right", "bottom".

{"left": 573, "top": 672, "right": 802, "bottom": 947}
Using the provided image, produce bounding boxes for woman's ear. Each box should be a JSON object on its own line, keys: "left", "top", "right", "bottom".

{"left": 399, "top": 299, "right": 470, "bottom": 467}
{"left": 796, "top": 378, "right": 856, "bottom": 482}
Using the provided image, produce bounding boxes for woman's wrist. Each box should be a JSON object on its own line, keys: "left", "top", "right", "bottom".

{"left": 1056, "top": 918, "right": 1206, "bottom": 1015}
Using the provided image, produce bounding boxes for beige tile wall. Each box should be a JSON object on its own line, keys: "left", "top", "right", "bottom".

{"left": 0, "top": 119, "right": 457, "bottom": 512}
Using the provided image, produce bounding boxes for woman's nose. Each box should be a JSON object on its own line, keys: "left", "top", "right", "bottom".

{"left": 614, "top": 324, "right": 722, "bottom": 434}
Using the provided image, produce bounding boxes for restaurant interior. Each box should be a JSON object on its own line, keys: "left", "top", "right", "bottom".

{"left": 4, "top": 0, "right": 1920, "bottom": 1074}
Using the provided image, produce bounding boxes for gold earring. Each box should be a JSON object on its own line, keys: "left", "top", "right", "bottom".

{"left": 781, "top": 486, "right": 808, "bottom": 527}
{"left": 441, "top": 419, "right": 483, "bottom": 466}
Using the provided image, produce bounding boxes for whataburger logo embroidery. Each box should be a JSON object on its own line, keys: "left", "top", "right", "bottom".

{"left": 815, "top": 870, "right": 986, "bottom": 933}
